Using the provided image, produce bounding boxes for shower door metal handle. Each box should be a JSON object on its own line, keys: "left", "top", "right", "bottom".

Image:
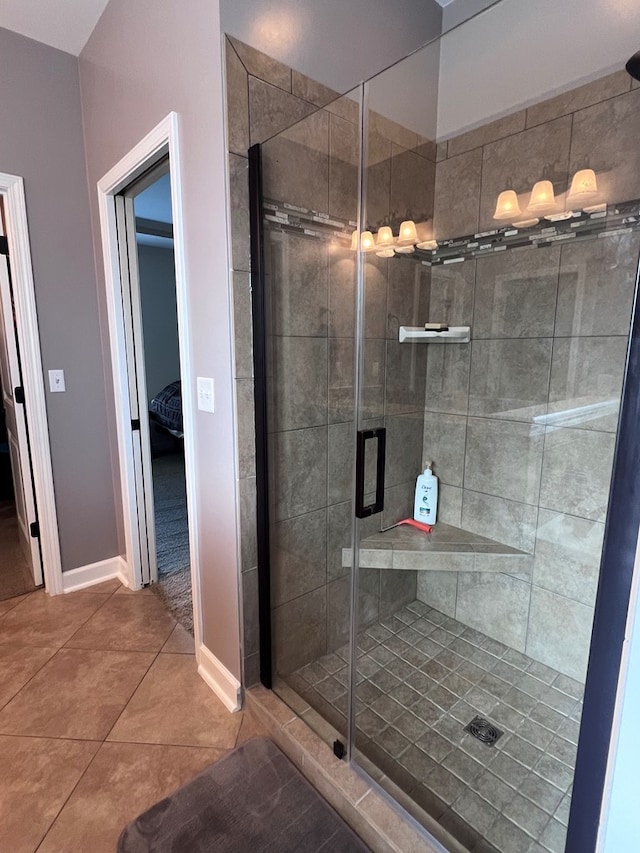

{"left": 355, "top": 428, "right": 386, "bottom": 518}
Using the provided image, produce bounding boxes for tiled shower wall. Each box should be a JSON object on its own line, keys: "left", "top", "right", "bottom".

{"left": 417, "top": 70, "right": 640, "bottom": 681}
{"left": 225, "top": 37, "right": 436, "bottom": 681}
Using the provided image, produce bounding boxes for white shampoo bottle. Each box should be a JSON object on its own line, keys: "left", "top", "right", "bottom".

{"left": 413, "top": 461, "right": 438, "bottom": 525}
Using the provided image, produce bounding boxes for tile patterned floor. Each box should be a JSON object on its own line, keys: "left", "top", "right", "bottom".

{"left": 0, "top": 581, "right": 263, "bottom": 853}
{"left": 288, "top": 600, "right": 584, "bottom": 853}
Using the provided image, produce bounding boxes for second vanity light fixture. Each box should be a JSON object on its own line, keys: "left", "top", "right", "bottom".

{"left": 493, "top": 168, "right": 605, "bottom": 227}
{"left": 350, "top": 219, "right": 438, "bottom": 256}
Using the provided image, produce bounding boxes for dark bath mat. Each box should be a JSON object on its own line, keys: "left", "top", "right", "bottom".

{"left": 117, "top": 736, "right": 371, "bottom": 852}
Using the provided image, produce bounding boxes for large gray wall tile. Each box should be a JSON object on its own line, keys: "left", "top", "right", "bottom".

{"left": 389, "top": 144, "right": 435, "bottom": 228}
{"left": 329, "top": 112, "right": 358, "bottom": 221}
{"left": 225, "top": 40, "right": 250, "bottom": 157}
{"left": 433, "top": 149, "right": 482, "bottom": 239}
{"left": 328, "top": 501, "right": 352, "bottom": 581}
{"left": 328, "top": 421, "right": 355, "bottom": 505}
{"left": 474, "top": 246, "right": 560, "bottom": 339}
{"left": 539, "top": 427, "right": 616, "bottom": 521}
{"left": 292, "top": 70, "right": 339, "bottom": 107}
{"left": 462, "top": 491, "right": 537, "bottom": 553}
{"left": 328, "top": 337, "right": 355, "bottom": 424}
{"left": 268, "top": 232, "right": 328, "bottom": 337}
{"left": 271, "top": 509, "right": 327, "bottom": 607}
{"left": 228, "top": 36, "right": 291, "bottom": 91}
{"left": 416, "top": 571, "right": 458, "bottom": 617}
{"left": 384, "top": 414, "right": 425, "bottom": 489}
{"left": 456, "top": 573, "right": 531, "bottom": 651}
{"left": 232, "top": 271, "right": 253, "bottom": 379}
{"left": 429, "top": 261, "right": 475, "bottom": 327}
{"left": 365, "top": 130, "right": 392, "bottom": 231}
{"left": 386, "top": 257, "right": 430, "bottom": 341}
{"left": 385, "top": 340, "right": 427, "bottom": 416}
{"left": 261, "top": 108, "right": 330, "bottom": 212}
{"left": 422, "top": 412, "right": 467, "bottom": 487}
{"left": 548, "top": 336, "right": 627, "bottom": 432}
{"left": 469, "top": 338, "right": 552, "bottom": 422}
{"left": 526, "top": 70, "right": 631, "bottom": 128}
{"left": 273, "top": 587, "right": 327, "bottom": 674}
{"left": 228, "top": 153, "right": 250, "bottom": 272}
{"left": 425, "top": 344, "right": 470, "bottom": 415}
{"left": 555, "top": 233, "right": 640, "bottom": 337}
{"left": 380, "top": 570, "right": 417, "bottom": 619}
{"left": 364, "top": 256, "right": 388, "bottom": 340}
{"left": 448, "top": 110, "right": 526, "bottom": 157}
{"left": 569, "top": 88, "right": 640, "bottom": 205}
{"left": 527, "top": 588, "right": 594, "bottom": 681}
{"left": 236, "top": 379, "right": 256, "bottom": 478}
{"left": 533, "top": 509, "right": 604, "bottom": 607}
{"left": 271, "top": 427, "right": 328, "bottom": 521}
{"left": 327, "top": 576, "right": 351, "bottom": 650}
{"left": 270, "top": 336, "right": 328, "bottom": 431}
{"left": 248, "top": 76, "right": 316, "bottom": 145}
{"left": 242, "top": 568, "right": 259, "bottom": 656}
{"left": 239, "top": 476, "right": 257, "bottom": 572}
{"left": 328, "top": 251, "right": 356, "bottom": 338}
{"left": 465, "top": 418, "right": 544, "bottom": 505}
{"left": 479, "top": 116, "right": 572, "bottom": 230}
{"left": 438, "top": 484, "right": 463, "bottom": 527}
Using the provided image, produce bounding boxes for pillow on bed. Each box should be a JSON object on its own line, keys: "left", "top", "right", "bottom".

{"left": 150, "top": 380, "right": 182, "bottom": 433}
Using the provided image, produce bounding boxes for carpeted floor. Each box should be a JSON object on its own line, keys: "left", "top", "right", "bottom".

{"left": 151, "top": 451, "right": 193, "bottom": 634}
{"left": 0, "top": 500, "right": 38, "bottom": 602}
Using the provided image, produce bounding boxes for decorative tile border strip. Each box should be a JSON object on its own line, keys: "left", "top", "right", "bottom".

{"left": 263, "top": 198, "right": 640, "bottom": 266}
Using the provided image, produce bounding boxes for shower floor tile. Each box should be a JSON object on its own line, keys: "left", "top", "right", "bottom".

{"left": 286, "top": 601, "right": 584, "bottom": 853}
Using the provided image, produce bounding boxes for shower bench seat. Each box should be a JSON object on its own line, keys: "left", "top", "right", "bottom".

{"left": 342, "top": 522, "right": 532, "bottom": 574}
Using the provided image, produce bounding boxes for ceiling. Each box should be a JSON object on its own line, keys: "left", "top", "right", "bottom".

{"left": 0, "top": 0, "right": 109, "bottom": 56}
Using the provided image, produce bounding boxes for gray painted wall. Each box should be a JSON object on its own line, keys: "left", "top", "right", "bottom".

{"left": 220, "top": 0, "right": 443, "bottom": 93}
{"left": 137, "top": 244, "right": 179, "bottom": 404}
{"left": 0, "top": 26, "right": 118, "bottom": 571}
{"left": 79, "top": 0, "right": 242, "bottom": 676}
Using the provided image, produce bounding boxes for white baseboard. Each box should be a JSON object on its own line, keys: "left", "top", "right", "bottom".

{"left": 62, "top": 556, "right": 127, "bottom": 593}
{"left": 197, "top": 643, "right": 242, "bottom": 712}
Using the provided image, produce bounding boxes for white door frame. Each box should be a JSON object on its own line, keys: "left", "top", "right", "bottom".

{"left": 97, "top": 113, "right": 202, "bottom": 647}
{"left": 0, "top": 173, "right": 62, "bottom": 595}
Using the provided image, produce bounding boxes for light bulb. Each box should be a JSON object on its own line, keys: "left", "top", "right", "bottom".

{"left": 493, "top": 190, "right": 522, "bottom": 221}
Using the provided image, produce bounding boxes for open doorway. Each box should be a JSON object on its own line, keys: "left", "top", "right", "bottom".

{"left": 0, "top": 197, "right": 42, "bottom": 601}
{"left": 130, "top": 167, "right": 192, "bottom": 630}
{"left": 98, "top": 117, "right": 199, "bottom": 645}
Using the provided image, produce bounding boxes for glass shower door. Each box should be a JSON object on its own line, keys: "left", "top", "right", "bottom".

{"left": 257, "top": 87, "right": 364, "bottom": 747}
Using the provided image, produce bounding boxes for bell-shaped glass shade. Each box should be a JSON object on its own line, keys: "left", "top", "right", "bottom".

{"left": 493, "top": 190, "right": 522, "bottom": 220}
{"left": 527, "top": 180, "right": 556, "bottom": 213}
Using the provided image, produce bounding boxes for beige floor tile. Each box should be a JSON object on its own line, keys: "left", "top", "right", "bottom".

{"left": 0, "top": 590, "right": 107, "bottom": 647}
{"left": 0, "top": 647, "right": 154, "bottom": 739}
{"left": 38, "top": 741, "right": 224, "bottom": 853}
{"left": 115, "top": 584, "right": 155, "bottom": 595}
{"left": 65, "top": 593, "right": 175, "bottom": 653}
{"left": 162, "top": 622, "right": 195, "bottom": 653}
{"left": 236, "top": 709, "right": 270, "bottom": 746}
{"left": 0, "top": 592, "right": 32, "bottom": 616}
{"left": 69, "top": 578, "right": 121, "bottom": 595}
{"left": 0, "top": 735, "right": 100, "bottom": 853}
{"left": 0, "top": 642, "right": 58, "bottom": 710}
{"left": 108, "top": 653, "right": 243, "bottom": 748}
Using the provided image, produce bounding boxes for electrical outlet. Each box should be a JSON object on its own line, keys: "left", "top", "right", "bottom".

{"left": 197, "top": 377, "right": 214, "bottom": 413}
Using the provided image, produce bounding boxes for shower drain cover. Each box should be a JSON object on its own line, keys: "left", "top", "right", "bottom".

{"left": 464, "top": 715, "right": 503, "bottom": 746}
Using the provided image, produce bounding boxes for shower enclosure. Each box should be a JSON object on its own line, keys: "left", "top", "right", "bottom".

{"left": 247, "top": 3, "right": 640, "bottom": 850}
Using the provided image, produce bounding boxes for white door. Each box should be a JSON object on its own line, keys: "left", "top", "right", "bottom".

{"left": 0, "top": 219, "right": 42, "bottom": 585}
{"left": 115, "top": 193, "right": 157, "bottom": 586}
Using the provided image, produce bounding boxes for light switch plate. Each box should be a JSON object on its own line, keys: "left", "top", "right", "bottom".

{"left": 197, "top": 376, "right": 214, "bottom": 413}
{"left": 48, "top": 369, "right": 65, "bottom": 392}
